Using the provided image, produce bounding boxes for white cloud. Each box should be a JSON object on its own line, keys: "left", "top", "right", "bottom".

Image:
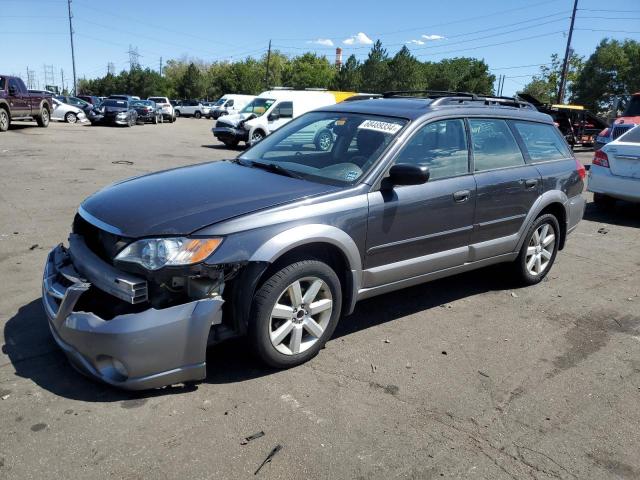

{"left": 406, "top": 39, "right": 425, "bottom": 45}
{"left": 421, "top": 34, "right": 445, "bottom": 41}
{"left": 343, "top": 32, "right": 373, "bottom": 45}
{"left": 308, "top": 38, "right": 334, "bottom": 47}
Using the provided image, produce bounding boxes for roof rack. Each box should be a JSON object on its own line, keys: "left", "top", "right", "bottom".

{"left": 382, "top": 90, "right": 535, "bottom": 109}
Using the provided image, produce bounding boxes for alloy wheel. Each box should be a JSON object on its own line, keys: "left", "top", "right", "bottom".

{"left": 317, "top": 132, "right": 333, "bottom": 151}
{"left": 0, "top": 110, "right": 8, "bottom": 131}
{"left": 525, "top": 223, "right": 555, "bottom": 276}
{"left": 251, "top": 131, "right": 264, "bottom": 144}
{"left": 42, "top": 108, "right": 50, "bottom": 126}
{"left": 66, "top": 112, "right": 77, "bottom": 124}
{"left": 269, "top": 277, "right": 333, "bottom": 355}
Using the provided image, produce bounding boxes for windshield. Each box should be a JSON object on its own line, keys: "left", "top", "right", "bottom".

{"left": 239, "top": 111, "right": 407, "bottom": 185}
{"left": 103, "top": 99, "right": 128, "bottom": 108}
{"left": 214, "top": 98, "right": 226, "bottom": 106}
{"left": 241, "top": 98, "right": 275, "bottom": 116}
{"left": 623, "top": 96, "right": 640, "bottom": 116}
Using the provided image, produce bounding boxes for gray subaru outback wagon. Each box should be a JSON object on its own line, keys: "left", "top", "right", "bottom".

{"left": 43, "top": 92, "right": 585, "bottom": 389}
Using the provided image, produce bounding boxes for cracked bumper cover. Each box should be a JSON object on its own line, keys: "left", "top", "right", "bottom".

{"left": 42, "top": 243, "right": 224, "bottom": 390}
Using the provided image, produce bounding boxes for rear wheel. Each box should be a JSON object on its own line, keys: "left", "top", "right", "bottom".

{"left": 36, "top": 107, "right": 50, "bottom": 127}
{"left": 65, "top": 112, "right": 77, "bottom": 124}
{"left": 513, "top": 214, "right": 560, "bottom": 285}
{"left": 315, "top": 129, "right": 333, "bottom": 151}
{"left": 249, "top": 260, "right": 342, "bottom": 368}
{"left": 194, "top": 111, "right": 202, "bottom": 119}
{"left": 175, "top": 110, "right": 181, "bottom": 118}
{"left": 0, "top": 108, "right": 9, "bottom": 132}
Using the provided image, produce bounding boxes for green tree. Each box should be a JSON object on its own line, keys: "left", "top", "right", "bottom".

{"left": 521, "top": 53, "right": 583, "bottom": 104}
{"left": 424, "top": 58, "right": 495, "bottom": 94}
{"left": 387, "top": 46, "right": 424, "bottom": 91}
{"left": 572, "top": 39, "right": 640, "bottom": 113}
{"left": 360, "top": 40, "right": 390, "bottom": 93}
{"left": 331, "top": 54, "right": 361, "bottom": 91}
{"left": 177, "top": 62, "right": 203, "bottom": 99}
{"left": 282, "top": 53, "right": 335, "bottom": 89}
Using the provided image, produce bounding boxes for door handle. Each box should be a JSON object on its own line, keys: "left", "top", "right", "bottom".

{"left": 524, "top": 179, "right": 538, "bottom": 189}
{"left": 453, "top": 190, "right": 470, "bottom": 203}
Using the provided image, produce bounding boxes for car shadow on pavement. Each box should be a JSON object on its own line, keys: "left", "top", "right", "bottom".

{"left": 3, "top": 265, "right": 515, "bottom": 399}
{"left": 583, "top": 200, "right": 640, "bottom": 228}
{"left": 201, "top": 144, "right": 245, "bottom": 151}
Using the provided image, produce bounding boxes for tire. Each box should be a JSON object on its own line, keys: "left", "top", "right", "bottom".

{"left": 249, "top": 260, "right": 342, "bottom": 368}
{"left": 153, "top": 115, "right": 158, "bottom": 124}
{"left": 513, "top": 213, "right": 560, "bottom": 285}
{"left": 0, "top": 108, "right": 9, "bottom": 132}
{"left": 250, "top": 130, "right": 265, "bottom": 145}
{"left": 36, "top": 107, "right": 50, "bottom": 127}
{"left": 194, "top": 111, "right": 202, "bottom": 119}
{"left": 223, "top": 139, "right": 239, "bottom": 148}
{"left": 171, "top": 115, "right": 175, "bottom": 123}
{"left": 65, "top": 112, "right": 77, "bottom": 124}
{"left": 593, "top": 193, "right": 615, "bottom": 209}
{"left": 314, "top": 129, "right": 333, "bottom": 151}
{"left": 175, "top": 110, "right": 181, "bottom": 117}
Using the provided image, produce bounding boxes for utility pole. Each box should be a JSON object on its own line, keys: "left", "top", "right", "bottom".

{"left": 500, "top": 75, "right": 506, "bottom": 96}
{"left": 557, "top": 0, "right": 578, "bottom": 104}
{"left": 159, "top": 57, "right": 163, "bottom": 76}
{"left": 67, "top": 0, "right": 77, "bottom": 95}
{"left": 61, "top": 68, "right": 65, "bottom": 93}
{"left": 264, "top": 39, "right": 272, "bottom": 89}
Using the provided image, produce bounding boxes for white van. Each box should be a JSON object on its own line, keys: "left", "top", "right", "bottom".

{"left": 212, "top": 89, "right": 354, "bottom": 148}
{"left": 209, "top": 94, "right": 255, "bottom": 119}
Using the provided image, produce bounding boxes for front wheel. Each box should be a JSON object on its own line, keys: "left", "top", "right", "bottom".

{"left": 249, "top": 260, "right": 342, "bottom": 368}
{"left": 194, "top": 111, "right": 202, "bottom": 119}
{"left": 315, "top": 129, "right": 333, "bottom": 151}
{"left": 513, "top": 214, "right": 560, "bottom": 285}
{"left": 65, "top": 112, "right": 77, "bottom": 124}
{"left": 250, "top": 130, "right": 265, "bottom": 145}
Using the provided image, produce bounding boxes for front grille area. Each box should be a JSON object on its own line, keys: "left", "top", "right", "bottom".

{"left": 612, "top": 125, "right": 632, "bottom": 140}
{"left": 73, "top": 213, "right": 131, "bottom": 263}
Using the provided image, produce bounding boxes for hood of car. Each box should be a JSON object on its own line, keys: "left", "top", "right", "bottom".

{"left": 215, "top": 113, "right": 254, "bottom": 128}
{"left": 80, "top": 161, "right": 341, "bottom": 238}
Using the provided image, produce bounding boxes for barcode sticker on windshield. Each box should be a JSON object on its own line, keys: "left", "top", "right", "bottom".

{"left": 358, "top": 120, "right": 402, "bottom": 135}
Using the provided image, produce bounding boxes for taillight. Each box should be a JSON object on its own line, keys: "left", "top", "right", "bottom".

{"left": 592, "top": 150, "right": 609, "bottom": 168}
{"left": 575, "top": 158, "right": 586, "bottom": 179}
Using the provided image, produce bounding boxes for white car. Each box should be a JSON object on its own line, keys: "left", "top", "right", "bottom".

{"left": 589, "top": 124, "right": 640, "bottom": 205}
{"left": 51, "top": 98, "right": 87, "bottom": 124}
{"left": 174, "top": 100, "right": 205, "bottom": 118}
{"left": 147, "top": 96, "right": 175, "bottom": 122}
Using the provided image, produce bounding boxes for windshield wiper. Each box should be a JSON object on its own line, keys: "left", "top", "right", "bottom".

{"left": 243, "top": 160, "right": 303, "bottom": 179}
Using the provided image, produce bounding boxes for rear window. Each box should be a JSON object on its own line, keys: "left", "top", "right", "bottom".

{"left": 469, "top": 119, "right": 525, "bottom": 171}
{"left": 513, "top": 121, "right": 571, "bottom": 161}
{"left": 149, "top": 97, "right": 167, "bottom": 103}
{"left": 103, "top": 99, "right": 127, "bottom": 107}
{"left": 619, "top": 125, "right": 640, "bottom": 143}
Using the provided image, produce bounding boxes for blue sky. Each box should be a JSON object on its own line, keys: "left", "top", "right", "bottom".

{"left": 1, "top": 0, "right": 638, "bottom": 96}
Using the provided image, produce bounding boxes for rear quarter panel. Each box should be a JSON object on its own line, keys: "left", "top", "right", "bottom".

{"left": 534, "top": 159, "right": 584, "bottom": 199}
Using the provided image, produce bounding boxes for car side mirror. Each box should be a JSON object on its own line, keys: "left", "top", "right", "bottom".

{"left": 268, "top": 112, "right": 280, "bottom": 121}
{"left": 382, "top": 164, "right": 430, "bottom": 189}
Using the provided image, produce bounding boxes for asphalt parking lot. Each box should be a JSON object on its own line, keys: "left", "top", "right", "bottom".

{"left": 1, "top": 119, "right": 639, "bottom": 479}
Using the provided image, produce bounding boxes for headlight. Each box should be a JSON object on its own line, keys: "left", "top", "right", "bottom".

{"left": 115, "top": 237, "right": 223, "bottom": 270}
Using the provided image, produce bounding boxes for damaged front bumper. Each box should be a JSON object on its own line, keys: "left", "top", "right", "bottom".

{"left": 42, "top": 242, "right": 224, "bottom": 390}
{"left": 212, "top": 125, "right": 248, "bottom": 143}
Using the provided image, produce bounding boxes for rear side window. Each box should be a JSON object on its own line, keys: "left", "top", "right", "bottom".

{"left": 513, "top": 121, "right": 571, "bottom": 161}
{"left": 394, "top": 119, "right": 469, "bottom": 180}
{"left": 619, "top": 126, "right": 640, "bottom": 143}
{"left": 469, "top": 119, "right": 525, "bottom": 171}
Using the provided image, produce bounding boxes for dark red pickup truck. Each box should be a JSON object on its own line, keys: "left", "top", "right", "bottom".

{"left": 0, "top": 75, "right": 52, "bottom": 132}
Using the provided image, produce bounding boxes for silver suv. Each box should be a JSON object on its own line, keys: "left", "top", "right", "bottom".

{"left": 42, "top": 92, "right": 585, "bottom": 389}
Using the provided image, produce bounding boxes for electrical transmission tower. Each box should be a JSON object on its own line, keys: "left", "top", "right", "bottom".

{"left": 128, "top": 45, "right": 141, "bottom": 69}
{"left": 107, "top": 62, "right": 115, "bottom": 75}
{"left": 26, "top": 67, "right": 36, "bottom": 89}
{"left": 43, "top": 64, "right": 55, "bottom": 86}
